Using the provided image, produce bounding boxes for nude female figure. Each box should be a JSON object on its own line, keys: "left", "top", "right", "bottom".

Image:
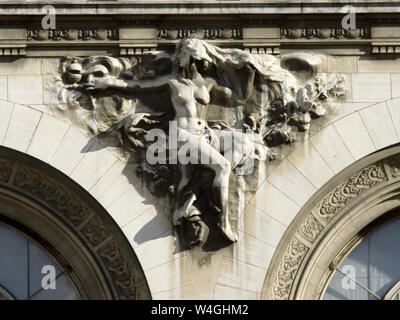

{"left": 85, "top": 52, "right": 243, "bottom": 242}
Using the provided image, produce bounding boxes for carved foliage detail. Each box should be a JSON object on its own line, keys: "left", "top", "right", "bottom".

{"left": 385, "top": 156, "right": 400, "bottom": 178}
{"left": 297, "top": 215, "right": 324, "bottom": 243}
{"left": 13, "top": 165, "right": 90, "bottom": 227}
{"left": 272, "top": 162, "right": 388, "bottom": 300}
{"left": 281, "top": 26, "right": 370, "bottom": 39}
{"left": 26, "top": 28, "right": 118, "bottom": 41}
{"left": 157, "top": 26, "right": 242, "bottom": 40}
{"left": 272, "top": 238, "right": 308, "bottom": 300}
{"left": 313, "top": 163, "right": 386, "bottom": 221}
{"left": 0, "top": 159, "right": 15, "bottom": 183}
{"left": 7, "top": 160, "right": 146, "bottom": 299}
{"left": 98, "top": 239, "right": 138, "bottom": 300}
{"left": 81, "top": 216, "right": 112, "bottom": 247}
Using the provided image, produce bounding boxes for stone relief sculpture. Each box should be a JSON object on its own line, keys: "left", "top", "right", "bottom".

{"left": 56, "top": 35, "right": 345, "bottom": 250}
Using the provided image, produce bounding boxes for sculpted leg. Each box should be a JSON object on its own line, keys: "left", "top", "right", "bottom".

{"left": 211, "top": 163, "right": 237, "bottom": 242}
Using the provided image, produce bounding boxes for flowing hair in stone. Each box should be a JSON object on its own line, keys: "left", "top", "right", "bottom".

{"left": 172, "top": 35, "right": 345, "bottom": 147}
{"left": 173, "top": 34, "right": 298, "bottom": 109}
{"left": 58, "top": 56, "right": 136, "bottom": 135}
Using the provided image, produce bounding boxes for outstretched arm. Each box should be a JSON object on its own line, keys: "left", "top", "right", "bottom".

{"left": 90, "top": 74, "right": 172, "bottom": 92}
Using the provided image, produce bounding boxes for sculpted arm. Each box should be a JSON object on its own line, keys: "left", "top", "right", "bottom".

{"left": 242, "top": 64, "right": 256, "bottom": 102}
{"left": 91, "top": 74, "right": 172, "bottom": 92}
{"left": 206, "top": 78, "right": 235, "bottom": 105}
{"left": 205, "top": 68, "right": 255, "bottom": 107}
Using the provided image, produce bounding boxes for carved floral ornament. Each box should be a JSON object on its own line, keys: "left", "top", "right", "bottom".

{"left": 56, "top": 35, "right": 346, "bottom": 251}
{"left": 26, "top": 28, "right": 118, "bottom": 41}
{"left": 23, "top": 23, "right": 372, "bottom": 43}
{"left": 281, "top": 26, "right": 370, "bottom": 40}
{"left": 262, "top": 150, "right": 400, "bottom": 300}
{"left": 0, "top": 153, "right": 151, "bottom": 300}
{"left": 157, "top": 26, "right": 242, "bottom": 40}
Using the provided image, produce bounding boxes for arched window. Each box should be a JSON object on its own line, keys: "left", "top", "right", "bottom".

{"left": 0, "top": 146, "right": 151, "bottom": 300}
{"left": 0, "top": 223, "right": 80, "bottom": 300}
{"left": 324, "top": 217, "right": 400, "bottom": 300}
{"left": 262, "top": 146, "right": 400, "bottom": 300}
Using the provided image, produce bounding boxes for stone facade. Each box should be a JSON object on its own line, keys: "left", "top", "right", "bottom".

{"left": 0, "top": 1, "right": 400, "bottom": 300}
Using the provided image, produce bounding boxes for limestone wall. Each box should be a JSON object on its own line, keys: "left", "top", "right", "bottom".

{"left": 0, "top": 53, "right": 398, "bottom": 299}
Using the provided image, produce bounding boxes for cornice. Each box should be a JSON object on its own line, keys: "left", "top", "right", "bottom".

{"left": 0, "top": 1, "right": 400, "bottom": 15}
{"left": 0, "top": 15, "right": 398, "bottom": 56}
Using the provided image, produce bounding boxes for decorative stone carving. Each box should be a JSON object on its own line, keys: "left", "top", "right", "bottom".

{"left": 270, "top": 161, "right": 389, "bottom": 300}
{"left": 372, "top": 45, "right": 400, "bottom": 54}
{"left": 97, "top": 238, "right": 138, "bottom": 299}
{"left": 298, "top": 215, "right": 324, "bottom": 243}
{"left": 0, "top": 153, "right": 150, "bottom": 300}
{"left": 244, "top": 47, "right": 280, "bottom": 55}
{"left": 0, "top": 159, "right": 14, "bottom": 183}
{"left": 81, "top": 215, "right": 112, "bottom": 247}
{"left": 26, "top": 28, "right": 118, "bottom": 41}
{"left": 386, "top": 155, "right": 400, "bottom": 177}
{"left": 119, "top": 47, "right": 156, "bottom": 56}
{"left": 281, "top": 26, "right": 370, "bottom": 40}
{"left": 0, "top": 47, "right": 25, "bottom": 56}
{"left": 272, "top": 237, "right": 308, "bottom": 300}
{"left": 56, "top": 35, "right": 345, "bottom": 250}
{"left": 313, "top": 163, "right": 386, "bottom": 222}
{"left": 157, "top": 26, "right": 242, "bottom": 40}
{"left": 13, "top": 164, "right": 91, "bottom": 227}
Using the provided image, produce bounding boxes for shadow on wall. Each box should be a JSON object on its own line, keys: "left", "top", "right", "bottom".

{"left": 77, "top": 101, "right": 347, "bottom": 254}
{"left": 58, "top": 40, "right": 347, "bottom": 254}
{"left": 80, "top": 134, "right": 234, "bottom": 253}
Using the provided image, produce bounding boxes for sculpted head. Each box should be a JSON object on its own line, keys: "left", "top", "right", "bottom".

{"left": 62, "top": 56, "right": 131, "bottom": 90}
{"left": 174, "top": 35, "right": 215, "bottom": 79}
{"left": 176, "top": 35, "right": 213, "bottom": 67}
{"left": 83, "top": 56, "right": 131, "bottom": 89}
